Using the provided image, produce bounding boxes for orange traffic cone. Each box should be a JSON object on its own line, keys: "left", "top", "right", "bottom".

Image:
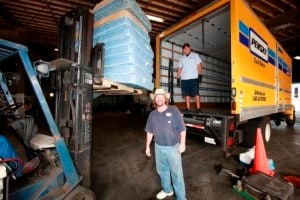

{"left": 249, "top": 128, "right": 275, "bottom": 176}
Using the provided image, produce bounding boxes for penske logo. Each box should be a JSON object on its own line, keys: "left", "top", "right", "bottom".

{"left": 249, "top": 28, "right": 268, "bottom": 62}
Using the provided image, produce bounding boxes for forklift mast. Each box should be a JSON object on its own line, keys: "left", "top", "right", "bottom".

{"left": 54, "top": 7, "right": 94, "bottom": 188}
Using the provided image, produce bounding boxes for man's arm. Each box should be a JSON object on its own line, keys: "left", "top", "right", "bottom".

{"left": 177, "top": 67, "right": 182, "bottom": 86}
{"left": 178, "top": 130, "right": 186, "bottom": 153}
{"left": 198, "top": 63, "right": 203, "bottom": 83}
{"left": 177, "top": 67, "right": 182, "bottom": 79}
{"left": 145, "top": 132, "right": 154, "bottom": 157}
{"left": 198, "top": 63, "right": 202, "bottom": 75}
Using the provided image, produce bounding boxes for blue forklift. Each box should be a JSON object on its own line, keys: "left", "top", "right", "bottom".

{"left": 0, "top": 8, "right": 99, "bottom": 199}
{"left": 0, "top": 35, "right": 95, "bottom": 199}
{"left": 0, "top": 8, "right": 97, "bottom": 199}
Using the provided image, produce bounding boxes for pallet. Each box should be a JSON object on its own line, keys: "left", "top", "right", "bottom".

{"left": 93, "top": 77, "right": 142, "bottom": 95}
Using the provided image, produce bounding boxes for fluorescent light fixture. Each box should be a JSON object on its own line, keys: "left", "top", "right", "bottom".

{"left": 146, "top": 14, "right": 164, "bottom": 22}
{"left": 294, "top": 56, "right": 300, "bottom": 60}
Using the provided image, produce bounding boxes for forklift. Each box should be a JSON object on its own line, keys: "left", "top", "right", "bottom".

{"left": 0, "top": 38, "right": 95, "bottom": 199}
{"left": 0, "top": 8, "right": 96, "bottom": 200}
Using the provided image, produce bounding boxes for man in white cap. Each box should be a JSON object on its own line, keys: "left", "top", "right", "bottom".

{"left": 145, "top": 88, "right": 187, "bottom": 200}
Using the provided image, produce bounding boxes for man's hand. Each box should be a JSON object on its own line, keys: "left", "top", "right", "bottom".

{"left": 198, "top": 74, "right": 202, "bottom": 83}
{"left": 145, "top": 147, "right": 151, "bottom": 157}
{"left": 177, "top": 78, "right": 181, "bottom": 87}
{"left": 178, "top": 143, "right": 186, "bottom": 154}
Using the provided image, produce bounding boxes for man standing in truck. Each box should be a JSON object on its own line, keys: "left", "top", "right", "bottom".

{"left": 177, "top": 43, "right": 203, "bottom": 112}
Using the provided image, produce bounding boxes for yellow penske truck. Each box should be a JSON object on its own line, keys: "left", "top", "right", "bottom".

{"left": 155, "top": 0, "right": 295, "bottom": 156}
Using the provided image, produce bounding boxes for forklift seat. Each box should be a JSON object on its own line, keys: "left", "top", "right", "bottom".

{"left": 30, "top": 134, "right": 55, "bottom": 150}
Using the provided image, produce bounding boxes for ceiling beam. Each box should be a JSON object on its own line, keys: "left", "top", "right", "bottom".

{"left": 280, "top": 0, "right": 298, "bottom": 9}
{"left": 250, "top": 3, "right": 275, "bottom": 18}
{"left": 143, "top": 10, "right": 179, "bottom": 22}
{"left": 260, "top": 0, "right": 285, "bottom": 13}
{"left": 137, "top": 0, "right": 189, "bottom": 13}
{"left": 163, "top": 0, "right": 195, "bottom": 9}
{"left": 264, "top": 8, "right": 300, "bottom": 27}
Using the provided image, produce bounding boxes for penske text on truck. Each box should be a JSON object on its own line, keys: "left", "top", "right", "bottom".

{"left": 155, "top": 0, "right": 295, "bottom": 156}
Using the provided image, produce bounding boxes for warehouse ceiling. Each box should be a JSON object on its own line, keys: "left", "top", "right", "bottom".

{"left": 0, "top": 0, "right": 299, "bottom": 58}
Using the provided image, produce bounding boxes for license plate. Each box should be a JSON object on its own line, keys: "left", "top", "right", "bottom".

{"left": 204, "top": 137, "right": 216, "bottom": 145}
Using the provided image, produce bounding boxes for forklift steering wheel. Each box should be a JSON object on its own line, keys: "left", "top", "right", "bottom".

{"left": 0, "top": 102, "right": 23, "bottom": 114}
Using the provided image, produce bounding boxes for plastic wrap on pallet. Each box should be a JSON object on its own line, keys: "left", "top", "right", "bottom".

{"left": 93, "top": 18, "right": 153, "bottom": 62}
{"left": 95, "top": 34, "right": 151, "bottom": 54}
{"left": 105, "top": 45, "right": 153, "bottom": 70}
{"left": 106, "top": 42, "right": 153, "bottom": 61}
{"left": 93, "top": 0, "right": 151, "bottom": 32}
{"left": 92, "top": 1, "right": 154, "bottom": 90}
{"left": 104, "top": 64, "right": 152, "bottom": 74}
{"left": 93, "top": 16, "right": 150, "bottom": 44}
{"left": 103, "top": 55, "right": 153, "bottom": 90}
{"left": 104, "top": 68, "right": 152, "bottom": 81}
{"left": 104, "top": 54, "right": 153, "bottom": 73}
{"left": 93, "top": 22, "right": 153, "bottom": 61}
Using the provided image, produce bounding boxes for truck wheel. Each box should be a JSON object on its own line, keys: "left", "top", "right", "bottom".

{"left": 274, "top": 118, "right": 281, "bottom": 126}
{"left": 261, "top": 116, "right": 271, "bottom": 143}
{"left": 240, "top": 120, "right": 258, "bottom": 147}
{"left": 286, "top": 110, "right": 295, "bottom": 127}
{"left": 240, "top": 117, "right": 271, "bottom": 147}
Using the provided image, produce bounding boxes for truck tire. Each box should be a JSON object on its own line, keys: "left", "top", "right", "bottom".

{"left": 240, "top": 117, "right": 271, "bottom": 147}
{"left": 240, "top": 120, "right": 258, "bottom": 147}
{"left": 274, "top": 118, "right": 281, "bottom": 126}
{"left": 286, "top": 110, "right": 295, "bottom": 127}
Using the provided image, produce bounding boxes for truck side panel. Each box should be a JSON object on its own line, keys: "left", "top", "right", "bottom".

{"left": 231, "top": 0, "right": 292, "bottom": 121}
{"left": 277, "top": 45, "right": 292, "bottom": 109}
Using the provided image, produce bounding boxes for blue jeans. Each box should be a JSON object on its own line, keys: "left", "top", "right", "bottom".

{"left": 155, "top": 143, "right": 186, "bottom": 200}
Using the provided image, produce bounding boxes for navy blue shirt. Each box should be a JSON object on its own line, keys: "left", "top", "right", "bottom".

{"left": 145, "top": 105, "right": 186, "bottom": 146}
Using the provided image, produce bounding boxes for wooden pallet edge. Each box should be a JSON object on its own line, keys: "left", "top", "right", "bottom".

{"left": 93, "top": 78, "right": 143, "bottom": 95}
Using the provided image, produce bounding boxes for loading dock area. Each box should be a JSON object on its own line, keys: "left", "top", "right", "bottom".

{"left": 91, "top": 110, "right": 300, "bottom": 199}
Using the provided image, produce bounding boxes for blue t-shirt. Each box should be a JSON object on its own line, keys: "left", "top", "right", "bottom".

{"left": 145, "top": 105, "right": 186, "bottom": 146}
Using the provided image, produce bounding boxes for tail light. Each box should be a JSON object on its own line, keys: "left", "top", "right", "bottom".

{"left": 231, "top": 101, "right": 236, "bottom": 111}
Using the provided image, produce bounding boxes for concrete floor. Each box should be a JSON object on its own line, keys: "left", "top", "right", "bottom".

{"left": 91, "top": 110, "right": 300, "bottom": 200}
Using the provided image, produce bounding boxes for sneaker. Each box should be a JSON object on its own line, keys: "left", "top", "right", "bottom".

{"left": 156, "top": 190, "right": 174, "bottom": 199}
